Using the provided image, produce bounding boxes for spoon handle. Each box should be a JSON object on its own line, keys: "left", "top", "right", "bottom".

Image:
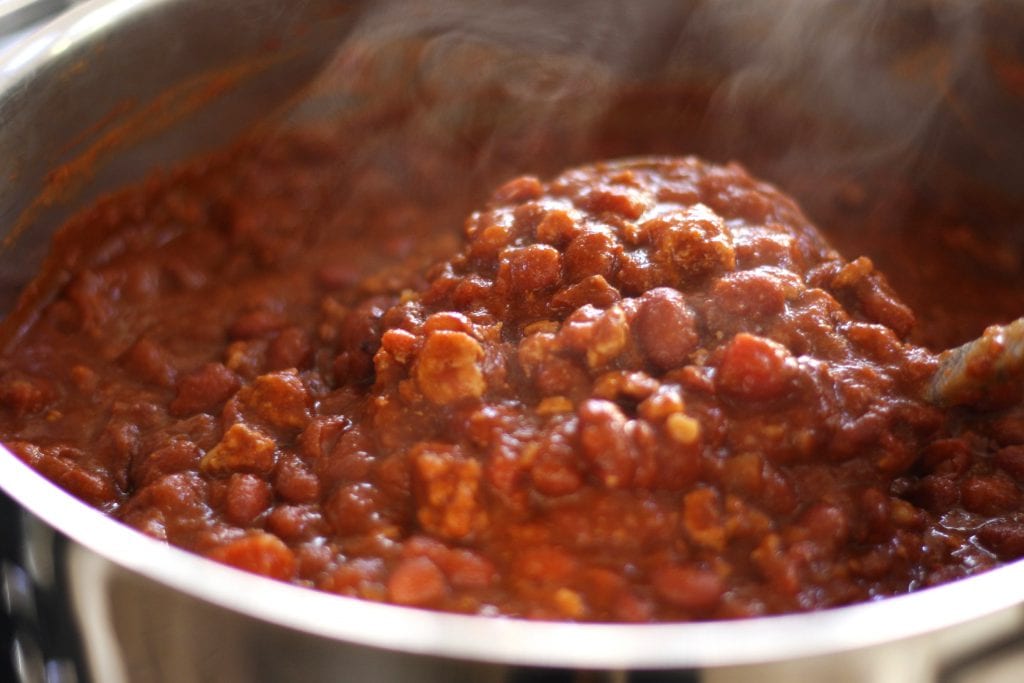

{"left": 929, "top": 317, "right": 1024, "bottom": 407}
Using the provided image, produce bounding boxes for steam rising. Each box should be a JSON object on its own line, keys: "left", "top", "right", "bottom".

{"left": 684, "top": 1, "right": 988, "bottom": 180}
{"left": 280, "top": 0, "right": 1020, "bottom": 207}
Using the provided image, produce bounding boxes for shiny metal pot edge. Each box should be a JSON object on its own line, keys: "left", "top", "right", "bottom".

{"left": 1, "top": 1, "right": 1024, "bottom": 680}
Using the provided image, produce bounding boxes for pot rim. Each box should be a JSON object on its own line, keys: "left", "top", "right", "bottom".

{"left": 2, "top": 0, "right": 1024, "bottom": 671}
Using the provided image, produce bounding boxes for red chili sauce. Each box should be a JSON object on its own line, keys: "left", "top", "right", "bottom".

{"left": 1, "top": 93, "right": 1023, "bottom": 622}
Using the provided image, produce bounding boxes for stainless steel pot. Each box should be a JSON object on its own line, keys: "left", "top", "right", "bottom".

{"left": 2, "top": 1, "right": 1024, "bottom": 681}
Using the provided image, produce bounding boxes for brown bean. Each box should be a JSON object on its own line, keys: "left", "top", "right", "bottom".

{"left": 559, "top": 304, "right": 629, "bottom": 369}
{"left": 706, "top": 267, "right": 795, "bottom": 328}
{"left": 121, "top": 337, "right": 177, "bottom": 387}
{"left": 266, "top": 327, "right": 313, "bottom": 371}
{"left": 829, "top": 257, "right": 915, "bottom": 338}
{"left": 127, "top": 472, "right": 208, "bottom": 519}
{"left": 131, "top": 438, "right": 202, "bottom": 488}
{"left": 321, "top": 434, "right": 375, "bottom": 485}
{"left": 722, "top": 452, "right": 765, "bottom": 496}
{"left": 918, "top": 439, "right": 972, "bottom": 477}
{"left": 650, "top": 564, "right": 724, "bottom": 612}
{"left": 492, "top": 175, "right": 543, "bottom": 203}
{"left": 224, "top": 473, "right": 272, "bottom": 526}
{"left": 715, "top": 333, "right": 796, "bottom": 402}
{"left": 273, "top": 454, "right": 321, "bottom": 504}
{"left": 515, "top": 546, "right": 578, "bottom": 583}
{"left": 995, "top": 445, "right": 1024, "bottom": 482}
{"left": 977, "top": 519, "right": 1024, "bottom": 560}
{"left": 170, "top": 363, "right": 240, "bottom": 417}
{"left": 550, "top": 275, "right": 621, "bottom": 312}
{"left": 530, "top": 432, "right": 583, "bottom": 497}
{"left": 910, "top": 475, "right": 960, "bottom": 512}
{"left": 634, "top": 287, "right": 698, "bottom": 370}
{"left": 797, "top": 503, "right": 849, "bottom": 550}
{"left": 441, "top": 549, "right": 497, "bottom": 589}
{"left": 961, "top": 474, "right": 1021, "bottom": 515}
{"left": 266, "top": 504, "right": 324, "bottom": 541}
{"left": 388, "top": 556, "right": 448, "bottom": 607}
{"left": 324, "top": 482, "right": 382, "bottom": 536}
{"left": 298, "top": 416, "right": 351, "bottom": 463}
{"left": 229, "top": 309, "right": 288, "bottom": 340}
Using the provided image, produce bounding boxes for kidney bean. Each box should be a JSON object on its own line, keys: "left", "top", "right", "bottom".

{"left": 15, "top": 443, "right": 120, "bottom": 508}
{"left": 529, "top": 431, "right": 583, "bottom": 497}
{"left": 918, "top": 438, "right": 972, "bottom": 477}
{"left": 977, "top": 519, "right": 1024, "bottom": 560}
{"left": 715, "top": 333, "right": 796, "bottom": 402}
{"left": 267, "top": 327, "right": 313, "bottom": 371}
{"left": 229, "top": 309, "right": 288, "bottom": 340}
{"left": 224, "top": 473, "right": 272, "bottom": 526}
{"left": 324, "top": 482, "right": 382, "bottom": 537}
{"left": 501, "top": 244, "right": 562, "bottom": 294}
{"left": 442, "top": 549, "right": 497, "bottom": 589}
{"left": 559, "top": 304, "right": 629, "bottom": 369}
{"left": 550, "top": 275, "right": 621, "bottom": 312}
{"left": 650, "top": 564, "right": 724, "bottom": 613}
{"left": 170, "top": 363, "right": 240, "bottom": 417}
{"left": 121, "top": 337, "right": 177, "bottom": 387}
{"left": 961, "top": 474, "right": 1021, "bottom": 515}
{"left": 131, "top": 438, "right": 202, "bottom": 488}
{"left": 995, "top": 445, "right": 1024, "bottom": 482}
{"left": 634, "top": 287, "right": 698, "bottom": 370}
{"left": 706, "top": 267, "right": 795, "bottom": 333}
{"left": 266, "top": 505, "right": 325, "bottom": 542}
{"left": 274, "top": 454, "right": 321, "bottom": 504}
{"left": 127, "top": 472, "right": 208, "bottom": 519}
{"left": 910, "top": 474, "right": 960, "bottom": 513}
{"left": 492, "top": 175, "right": 542, "bottom": 203}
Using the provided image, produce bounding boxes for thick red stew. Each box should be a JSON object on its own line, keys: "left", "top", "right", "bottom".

{"left": 1, "top": 114, "right": 1023, "bottom": 622}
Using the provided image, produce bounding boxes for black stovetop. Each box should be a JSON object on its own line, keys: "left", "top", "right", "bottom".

{"left": 1, "top": 490, "right": 81, "bottom": 683}
{"left": 1, "top": 490, "right": 17, "bottom": 683}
